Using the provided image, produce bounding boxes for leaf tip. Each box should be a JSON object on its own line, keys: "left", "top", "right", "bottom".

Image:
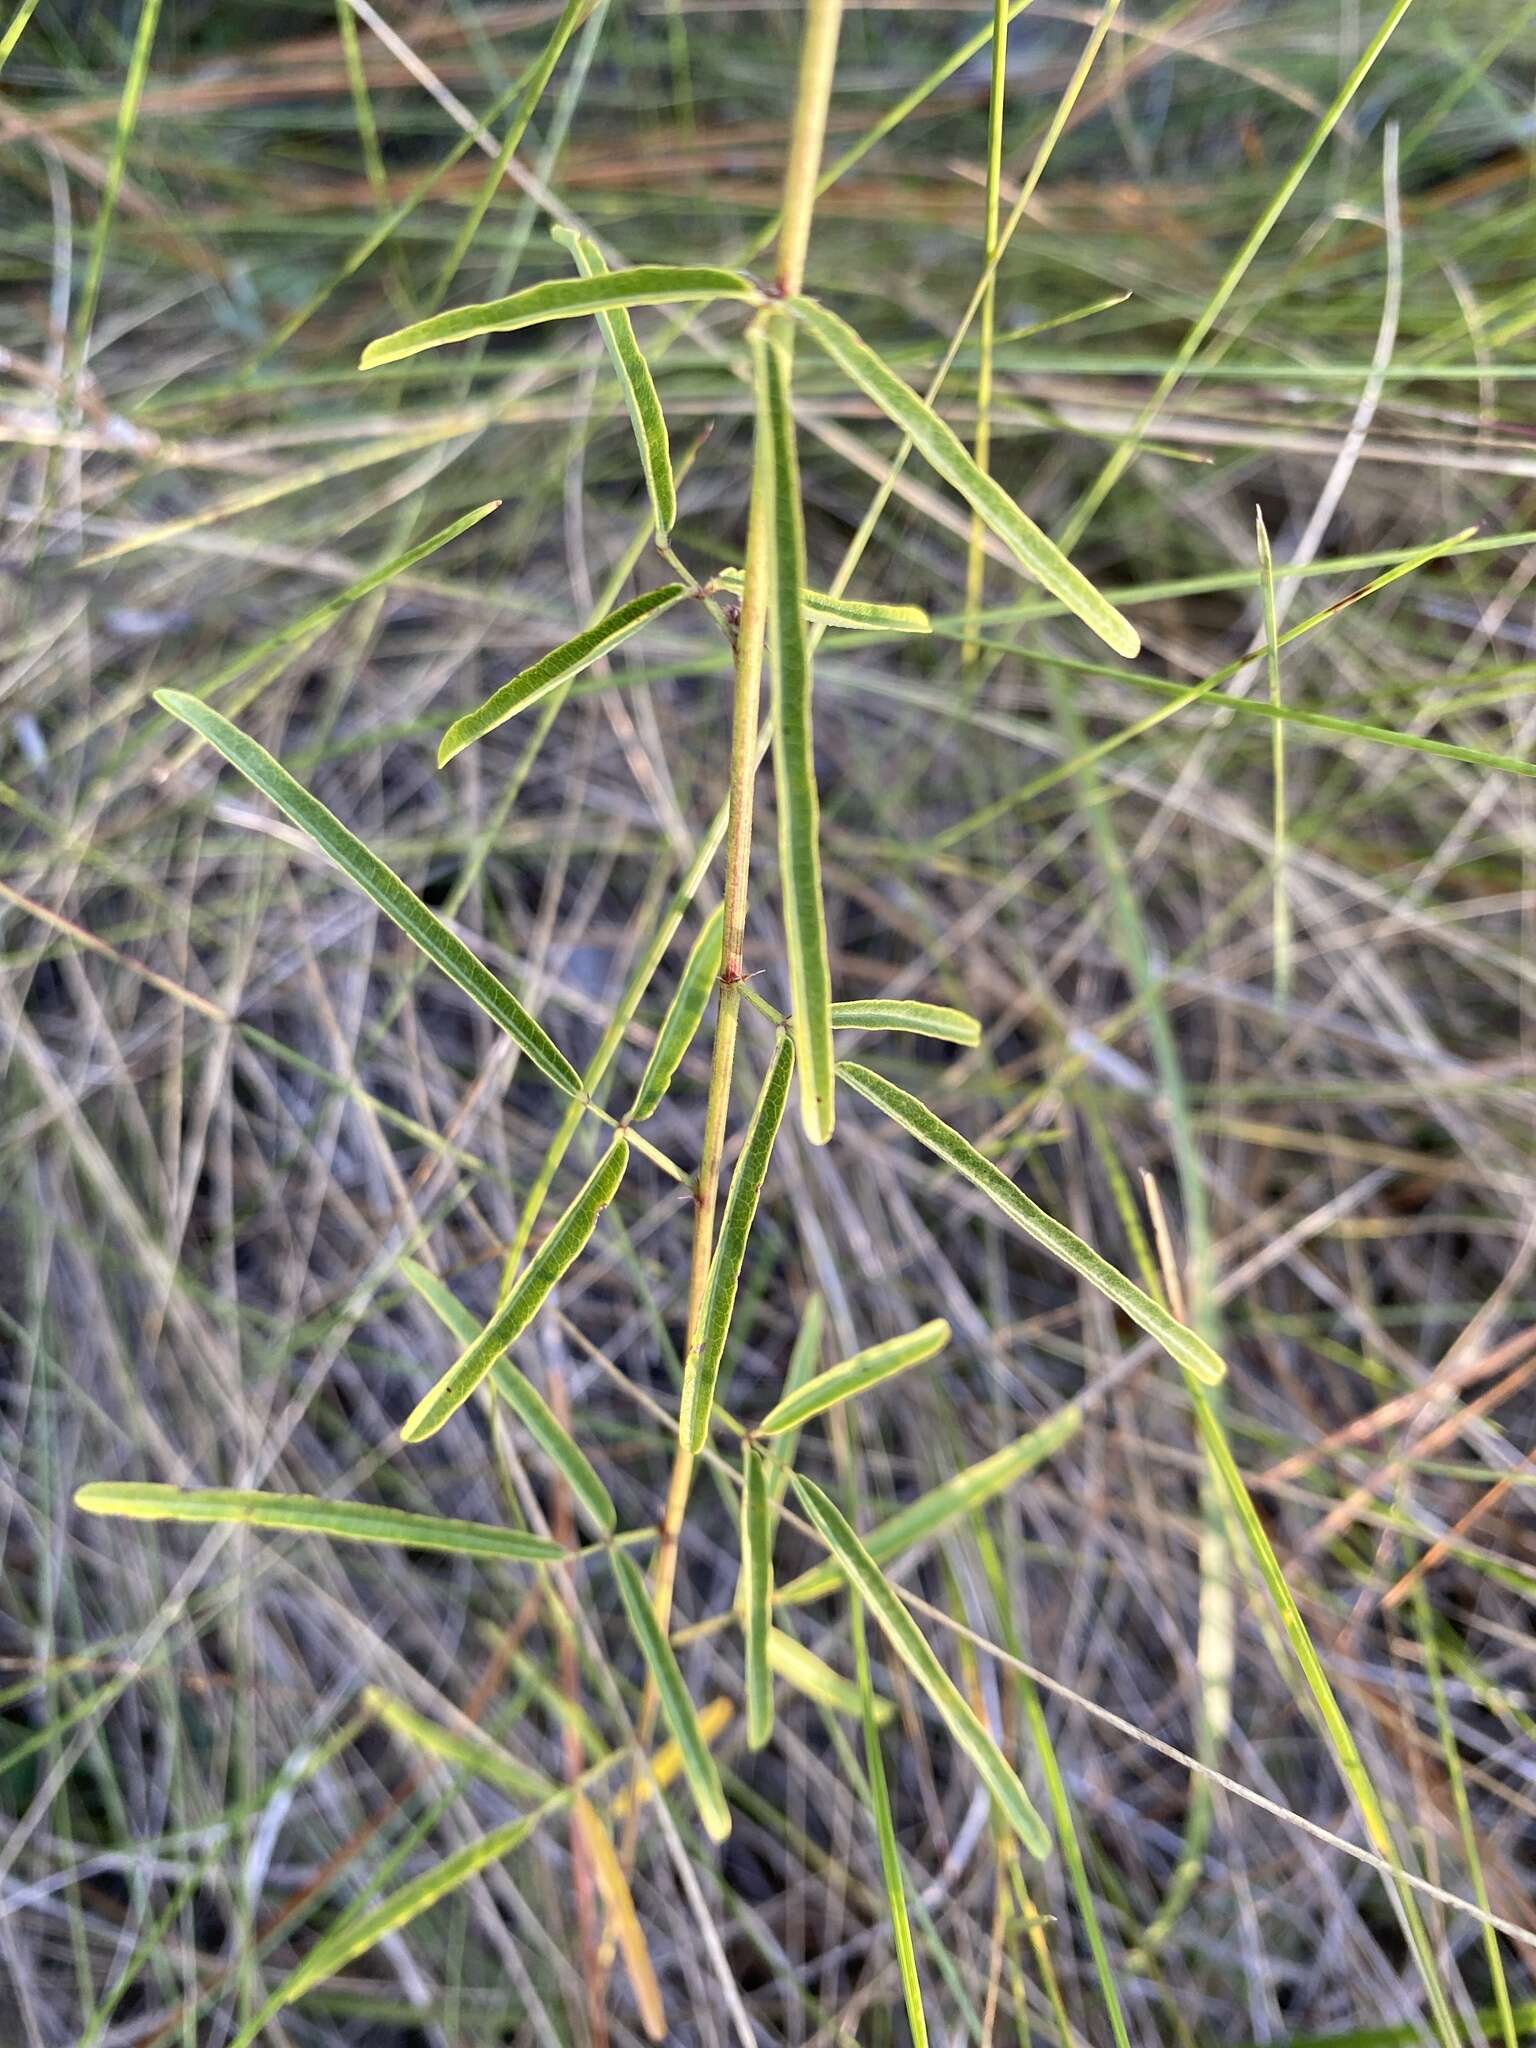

{"left": 1185, "top": 1337, "right": 1227, "bottom": 1387}
{"left": 801, "top": 1098, "right": 835, "bottom": 1146}
{"left": 1102, "top": 612, "right": 1141, "bottom": 660}
{"left": 400, "top": 1397, "right": 441, "bottom": 1445}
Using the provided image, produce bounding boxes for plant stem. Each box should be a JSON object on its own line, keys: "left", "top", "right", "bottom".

{"left": 648, "top": 0, "right": 843, "bottom": 1641}
{"left": 773, "top": 0, "right": 846, "bottom": 301}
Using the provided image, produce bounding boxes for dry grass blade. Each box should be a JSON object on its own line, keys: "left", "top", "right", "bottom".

{"left": 574, "top": 1796, "right": 668, "bottom": 2040}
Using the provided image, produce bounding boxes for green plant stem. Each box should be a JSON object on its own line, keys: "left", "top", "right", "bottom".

{"left": 634, "top": 0, "right": 845, "bottom": 1838}
{"left": 961, "top": 0, "right": 1009, "bottom": 671}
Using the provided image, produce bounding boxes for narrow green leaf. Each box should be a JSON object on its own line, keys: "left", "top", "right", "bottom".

{"left": 157, "top": 691, "right": 580, "bottom": 1095}
{"left": 553, "top": 226, "right": 677, "bottom": 540}
{"left": 769, "top": 1628, "right": 893, "bottom": 1725}
{"left": 629, "top": 905, "right": 724, "bottom": 1122}
{"left": 281, "top": 1812, "right": 542, "bottom": 2008}
{"left": 365, "top": 1685, "right": 550, "bottom": 1801}
{"left": 399, "top": 1258, "right": 617, "bottom": 1536}
{"left": 780, "top": 1400, "right": 1082, "bottom": 1606}
{"left": 759, "top": 1318, "right": 949, "bottom": 1434}
{"left": 829, "top": 998, "right": 980, "bottom": 1047}
{"left": 760, "top": 1291, "right": 824, "bottom": 1512}
{"left": 742, "top": 1445, "right": 773, "bottom": 1749}
{"left": 853, "top": 1599, "right": 928, "bottom": 2045}
{"left": 838, "top": 1061, "right": 1225, "bottom": 1385}
{"left": 754, "top": 325, "right": 834, "bottom": 1144}
{"left": 792, "top": 1474, "right": 1049, "bottom": 1859}
{"left": 167, "top": 500, "right": 500, "bottom": 727}
{"left": 439, "top": 585, "right": 685, "bottom": 766}
{"left": 716, "top": 566, "right": 930, "bottom": 634}
{"left": 610, "top": 1548, "right": 731, "bottom": 1842}
{"left": 1256, "top": 505, "right": 1291, "bottom": 1005}
{"left": 360, "top": 265, "right": 757, "bottom": 369}
{"left": 74, "top": 1483, "right": 563, "bottom": 1563}
{"left": 403, "top": 1139, "right": 628, "bottom": 1443}
{"left": 680, "top": 1035, "right": 795, "bottom": 1453}
{"left": 490, "top": 1360, "right": 618, "bottom": 1538}
{"left": 792, "top": 296, "right": 1139, "bottom": 658}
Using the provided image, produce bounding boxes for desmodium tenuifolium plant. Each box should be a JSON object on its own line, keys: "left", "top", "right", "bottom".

{"left": 97, "top": 3, "right": 1533, "bottom": 2037}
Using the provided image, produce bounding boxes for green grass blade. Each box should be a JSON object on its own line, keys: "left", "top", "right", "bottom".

{"left": 1411, "top": 1586, "right": 1521, "bottom": 2048}
{"left": 780, "top": 1400, "right": 1082, "bottom": 1605}
{"left": 1256, "top": 506, "right": 1291, "bottom": 1004}
{"left": 715, "top": 567, "right": 929, "bottom": 634}
{"left": 792, "top": 295, "right": 1139, "bottom": 658}
{"left": 400, "top": 1254, "right": 618, "bottom": 1536}
{"left": 759, "top": 1319, "right": 949, "bottom": 1434}
{"left": 172, "top": 500, "right": 501, "bottom": 725}
{"left": 610, "top": 1548, "right": 731, "bottom": 1842}
{"left": 838, "top": 1061, "right": 1225, "bottom": 1385}
{"left": 680, "top": 1035, "right": 795, "bottom": 1452}
{"left": 829, "top": 999, "right": 979, "bottom": 1046}
{"left": 1189, "top": 1378, "right": 1463, "bottom": 2047}
{"left": 360, "top": 265, "right": 757, "bottom": 368}
{"left": 755, "top": 324, "right": 835, "bottom": 1144}
{"left": 403, "top": 1138, "right": 628, "bottom": 1442}
{"left": 431, "top": 0, "right": 590, "bottom": 308}
{"left": 791, "top": 1474, "right": 1049, "bottom": 1859}
{"left": 72, "top": 0, "right": 163, "bottom": 358}
{"left": 365, "top": 1686, "right": 551, "bottom": 1801}
{"left": 0, "top": 0, "right": 43, "bottom": 76}
{"left": 157, "top": 691, "right": 581, "bottom": 1095}
{"left": 73, "top": 1484, "right": 563, "bottom": 1562}
{"left": 742, "top": 1444, "right": 773, "bottom": 1749}
{"left": 629, "top": 905, "right": 724, "bottom": 1121}
{"left": 853, "top": 1598, "right": 929, "bottom": 2045}
{"left": 438, "top": 585, "right": 685, "bottom": 765}
{"left": 553, "top": 226, "right": 677, "bottom": 539}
